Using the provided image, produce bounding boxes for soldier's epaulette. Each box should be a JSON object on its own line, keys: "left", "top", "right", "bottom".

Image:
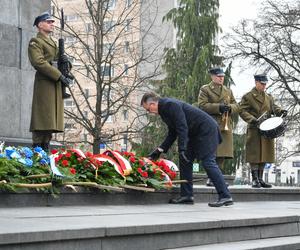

{"left": 29, "top": 38, "right": 40, "bottom": 47}
{"left": 200, "top": 84, "right": 209, "bottom": 89}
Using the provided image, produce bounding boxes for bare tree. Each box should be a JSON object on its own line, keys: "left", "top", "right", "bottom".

{"left": 51, "top": 0, "right": 167, "bottom": 153}
{"left": 222, "top": 0, "right": 300, "bottom": 161}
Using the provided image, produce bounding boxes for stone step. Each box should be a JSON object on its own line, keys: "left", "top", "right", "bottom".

{"left": 165, "top": 235, "right": 300, "bottom": 250}
{"left": 1, "top": 185, "right": 300, "bottom": 207}
{"left": 0, "top": 202, "right": 299, "bottom": 250}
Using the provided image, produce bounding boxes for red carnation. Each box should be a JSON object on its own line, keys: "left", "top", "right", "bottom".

{"left": 62, "top": 160, "right": 69, "bottom": 166}
{"left": 70, "top": 168, "right": 76, "bottom": 174}
{"left": 129, "top": 156, "right": 136, "bottom": 163}
{"left": 139, "top": 160, "right": 145, "bottom": 166}
{"left": 137, "top": 167, "right": 143, "bottom": 173}
{"left": 51, "top": 149, "right": 58, "bottom": 154}
{"left": 65, "top": 152, "right": 72, "bottom": 158}
{"left": 141, "top": 172, "right": 148, "bottom": 178}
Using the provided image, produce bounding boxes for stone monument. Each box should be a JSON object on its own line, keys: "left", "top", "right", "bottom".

{"left": 0, "top": 0, "right": 50, "bottom": 145}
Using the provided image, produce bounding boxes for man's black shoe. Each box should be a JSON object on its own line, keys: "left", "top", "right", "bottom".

{"left": 206, "top": 178, "right": 214, "bottom": 187}
{"left": 259, "top": 179, "right": 272, "bottom": 188}
{"left": 169, "top": 196, "right": 194, "bottom": 204}
{"left": 208, "top": 197, "right": 233, "bottom": 207}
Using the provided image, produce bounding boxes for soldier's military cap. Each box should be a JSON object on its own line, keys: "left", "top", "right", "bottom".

{"left": 33, "top": 12, "right": 55, "bottom": 26}
{"left": 254, "top": 74, "right": 268, "bottom": 84}
{"left": 209, "top": 67, "right": 225, "bottom": 76}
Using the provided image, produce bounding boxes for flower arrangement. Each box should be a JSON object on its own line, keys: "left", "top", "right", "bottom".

{"left": 0, "top": 144, "right": 178, "bottom": 193}
{"left": 0, "top": 146, "right": 51, "bottom": 191}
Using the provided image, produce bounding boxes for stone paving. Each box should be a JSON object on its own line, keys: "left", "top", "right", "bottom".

{"left": 1, "top": 201, "right": 300, "bottom": 239}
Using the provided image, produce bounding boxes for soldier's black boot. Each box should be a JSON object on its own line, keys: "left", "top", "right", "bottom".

{"left": 258, "top": 169, "right": 272, "bottom": 188}
{"left": 251, "top": 170, "right": 261, "bottom": 188}
{"left": 41, "top": 143, "right": 49, "bottom": 153}
{"left": 32, "top": 143, "right": 42, "bottom": 149}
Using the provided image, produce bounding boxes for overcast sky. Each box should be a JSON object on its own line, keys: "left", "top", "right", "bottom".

{"left": 219, "top": 0, "right": 261, "bottom": 99}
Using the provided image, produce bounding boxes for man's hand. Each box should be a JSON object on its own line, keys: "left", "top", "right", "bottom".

{"left": 60, "top": 55, "right": 69, "bottom": 63}
{"left": 250, "top": 118, "right": 259, "bottom": 126}
{"left": 59, "top": 75, "right": 73, "bottom": 86}
{"left": 219, "top": 104, "right": 231, "bottom": 114}
{"left": 148, "top": 148, "right": 163, "bottom": 161}
{"left": 280, "top": 110, "right": 288, "bottom": 117}
{"left": 179, "top": 151, "right": 190, "bottom": 165}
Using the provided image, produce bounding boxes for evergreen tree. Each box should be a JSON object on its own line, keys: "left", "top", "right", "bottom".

{"left": 132, "top": 0, "right": 222, "bottom": 164}
{"left": 162, "top": 0, "right": 221, "bottom": 104}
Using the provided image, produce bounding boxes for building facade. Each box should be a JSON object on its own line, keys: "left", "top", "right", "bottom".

{"left": 53, "top": 0, "right": 175, "bottom": 152}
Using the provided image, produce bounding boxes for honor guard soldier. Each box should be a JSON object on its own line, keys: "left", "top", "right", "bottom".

{"left": 239, "top": 74, "right": 288, "bottom": 188}
{"left": 28, "top": 12, "right": 72, "bottom": 152}
{"left": 198, "top": 67, "right": 239, "bottom": 186}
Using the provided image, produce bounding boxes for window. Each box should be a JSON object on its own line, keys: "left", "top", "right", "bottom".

{"left": 83, "top": 111, "right": 88, "bottom": 118}
{"left": 103, "top": 113, "right": 112, "bottom": 122}
{"left": 65, "top": 36, "right": 77, "bottom": 44}
{"left": 108, "top": 0, "right": 117, "bottom": 10}
{"left": 124, "top": 41, "right": 129, "bottom": 53}
{"left": 81, "top": 133, "right": 88, "bottom": 141}
{"left": 65, "top": 15, "right": 78, "bottom": 22}
{"left": 85, "top": 23, "right": 92, "bottom": 32}
{"left": 86, "top": 67, "right": 91, "bottom": 78}
{"left": 123, "top": 87, "right": 129, "bottom": 95}
{"left": 101, "top": 65, "right": 114, "bottom": 77}
{"left": 65, "top": 100, "right": 75, "bottom": 107}
{"left": 121, "top": 134, "right": 128, "bottom": 151}
{"left": 65, "top": 123, "right": 76, "bottom": 130}
{"left": 103, "top": 43, "right": 115, "bottom": 55}
{"left": 103, "top": 20, "right": 115, "bottom": 32}
{"left": 124, "top": 64, "right": 128, "bottom": 75}
{"left": 103, "top": 88, "right": 112, "bottom": 101}
{"left": 125, "top": 0, "right": 132, "bottom": 8}
{"left": 123, "top": 109, "right": 128, "bottom": 120}
{"left": 84, "top": 89, "right": 90, "bottom": 98}
{"left": 125, "top": 19, "right": 130, "bottom": 31}
{"left": 293, "top": 162, "right": 300, "bottom": 168}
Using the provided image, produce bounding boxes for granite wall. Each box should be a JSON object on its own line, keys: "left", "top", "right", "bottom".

{"left": 0, "top": 0, "right": 50, "bottom": 144}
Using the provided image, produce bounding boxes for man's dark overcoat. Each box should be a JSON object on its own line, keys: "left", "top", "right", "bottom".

{"left": 158, "top": 98, "right": 222, "bottom": 160}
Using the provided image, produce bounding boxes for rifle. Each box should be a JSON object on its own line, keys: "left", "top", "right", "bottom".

{"left": 58, "top": 8, "right": 73, "bottom": 99}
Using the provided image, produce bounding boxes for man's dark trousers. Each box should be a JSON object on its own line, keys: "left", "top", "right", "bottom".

{"left": 180, "top": 152, "right": 231, "bottom": 199}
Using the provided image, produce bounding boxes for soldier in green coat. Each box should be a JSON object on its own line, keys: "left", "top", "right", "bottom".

{"left": 198, "top": 67, "right": 239, "bottom": 186}
{"left": 239, "top": 74, "right": 288, "bottom": 188}
{"left": 28, "top": 12, "right": 72, "bottom": 152}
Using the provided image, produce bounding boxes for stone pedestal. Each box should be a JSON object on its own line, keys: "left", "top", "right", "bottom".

{"left": 193, "top": 173, "right": 236, "bottom": 185}
{"left": 0, "top": 0, "right": 50, "bottom": 145}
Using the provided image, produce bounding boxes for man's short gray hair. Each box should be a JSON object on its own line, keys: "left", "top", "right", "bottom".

{"left": 140, "top": 92, "right": 160, "bottom": 106}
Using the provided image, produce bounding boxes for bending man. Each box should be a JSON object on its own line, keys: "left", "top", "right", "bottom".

{"left": 141, "top": 92, "right": 233, "bottom": 207}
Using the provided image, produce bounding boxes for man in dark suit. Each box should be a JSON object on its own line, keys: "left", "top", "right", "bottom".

{"left": 141, "top": 92, "right": 233, "bottom": 207}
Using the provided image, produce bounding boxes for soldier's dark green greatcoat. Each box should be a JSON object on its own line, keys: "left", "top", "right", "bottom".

{"left": 239, "top": 87, "right": 282, "bottom": 163}
{"left": 28, "top": 32, "right": 64, "bottom": 132}
{"left": 198, "top": 82, "right": 239, "bottom": 158}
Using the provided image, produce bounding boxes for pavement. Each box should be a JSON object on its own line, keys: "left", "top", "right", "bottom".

{"left": 1, "top": 201, "right": 300, "bottom": 239}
